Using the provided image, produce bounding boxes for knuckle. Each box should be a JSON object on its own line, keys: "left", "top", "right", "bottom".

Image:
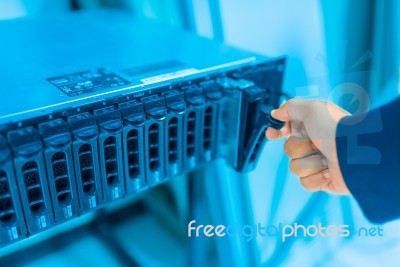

{"left": 299, "top": 177, "right": 312, "bottom": 191}
{"left": 290, "top": 158, "right": 308, "bottom": 177}
{"left": 289, "top": 159, "right": 298, "bottom": 175}
{"left": 299, "top": 173, "right": 327, "bottom": 192}
{"left": 284, "top": 138, "right": 294, "bottom": 157}
{"left": 296, "top": 167, "right": 308, "bottom": 177}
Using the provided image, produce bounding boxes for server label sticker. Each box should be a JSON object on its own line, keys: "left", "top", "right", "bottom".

{"left": 47, "top": 68, "right": 130, "bottom": 97}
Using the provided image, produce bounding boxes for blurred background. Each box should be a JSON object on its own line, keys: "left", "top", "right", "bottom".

{"left": 0, "top": 0, "right": 399, "bottom": 266}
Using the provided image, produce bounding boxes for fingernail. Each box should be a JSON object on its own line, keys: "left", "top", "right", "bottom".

{"left": 322, "top": 170, "right": 330, "bottom": 179}
{"left": 271, "top": 109, "right": 277, "bottom": 118}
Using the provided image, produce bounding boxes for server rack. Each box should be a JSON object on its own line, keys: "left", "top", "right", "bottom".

{"left": 0, "top": 10, "right": 285, "bottom": 248}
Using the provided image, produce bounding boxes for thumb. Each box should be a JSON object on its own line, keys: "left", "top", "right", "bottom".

{"left": 270, "top": 101, "right": 291, "bottom": 122}
{"left": 271, "top": 99, "right": 311, "bottom": 122}
{"left": 266, "top": 101, "right": 292, "bottom": 140}
{"left": 266, "top": 99, "right": 310, "bottom": 140}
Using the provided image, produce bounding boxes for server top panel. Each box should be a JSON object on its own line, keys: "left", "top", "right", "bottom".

{"left": 0, "top": 10, "right": 269, "bottom": 127}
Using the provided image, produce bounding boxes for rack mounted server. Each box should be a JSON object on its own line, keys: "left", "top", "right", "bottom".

{"left": 0, "top": 10, "right": 285, "bottom": 247}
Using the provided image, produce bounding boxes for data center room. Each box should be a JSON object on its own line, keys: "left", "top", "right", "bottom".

{"left": 0, "top": 1, "right": 399, "bottom": 267}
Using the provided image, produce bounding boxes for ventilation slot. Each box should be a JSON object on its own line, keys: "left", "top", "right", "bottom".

{"left": 79, "top": 144, "right": 96, "bottom": 195}
{"left": 186, "top": 112, "right": 196, "bottom": 157}
{"left": 168, "top": 117, "right": 178, "bottom": 163}
{"left": 51, "top": 152, "right": 71, "bottom": 206}
{"left": 148, "top": 124, "right": 160, "bottom": 171}
{"left": 0, "top": 170, "right": 16, "bottom": 225}
{"left": 104, "top": 137, "right": 118, "bottom": 187}
{"left": 203, "top": 107, "right": 213, "bottom": 150}
{"left": 22, "top": 162, "right": 45, "bottom": 214}
{"left": 127, "top": 130, "right": 140, "bottom": 179}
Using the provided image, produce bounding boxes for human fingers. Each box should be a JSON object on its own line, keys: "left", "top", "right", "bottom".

{"left": 283, "top": 136, "right": 318, "bottom": 159}
{"left": 299, "top": 169, "right": 331, "bottom": 192}
{"left": 289, "top": 153, "right": 328, "bottom": 177}
{"left": 266, "top": 123, "right": 291, "bottom": 140}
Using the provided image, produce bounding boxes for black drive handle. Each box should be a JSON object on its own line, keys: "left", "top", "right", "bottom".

{"left": 238, "top": 105, "right": 285, "bottom": 172}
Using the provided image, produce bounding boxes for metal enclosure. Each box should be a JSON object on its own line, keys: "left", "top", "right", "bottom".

{"left": 0, "top": 10, "right": 285, "bottom": 247}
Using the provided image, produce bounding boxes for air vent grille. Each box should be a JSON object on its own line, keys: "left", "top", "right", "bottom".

{"left": 167, "top": 117, "right": 178, "bottom": 163}
{"left": 104, "top": 137, "right": 118, "bottom": 187}
{"left": 51, "top": 152, "right": 71, "bottom": 206}
{"left": 22, "top": 162, "right": 45, "bottom": 214}
{"left": 148, "top": 124, "right": 160, "bottom": 171}
{"left": 0, "top": 170, "right": 15, "bottom": 224}
{"left": 78, "top": 144, "right": 96, "bottom": 195}
{"left": 127, "top": 130, "right": 140, "bottom": 179}
{"left": 203, "top": 107, "right": 213, "bottom": 150}
{"left": 186, "top": 112, "right": 196, "bottom": 157}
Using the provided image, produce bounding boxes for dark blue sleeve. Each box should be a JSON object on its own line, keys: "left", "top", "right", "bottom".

{"left": 336, "top": 97, "right": 400, "bottom": 224}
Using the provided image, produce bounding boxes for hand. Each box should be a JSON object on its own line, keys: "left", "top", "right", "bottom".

{"left": 266, "top": 99, "right": 351, "bottom": 194}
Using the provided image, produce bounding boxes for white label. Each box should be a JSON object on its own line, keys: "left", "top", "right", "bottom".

{"left": 40, "top": 216, "right": 47, "bottom": 228}
{"left": 141, "top": 68, "right": 198, "bottom": 84}
{"left": 89, "top": 196, "right": 97, "bottom": 208}
{"left": 171, "top": 163, "right": 178, "bottom": 176}
{"left": 113, "top": 188, "right": 120, "bottom": 199}
{"left": 11, "top": 227, "right": 18, "bottom": 239}
{"left": 65, "top": 205, "right": 72, "bottom": 218}
{"left": 8, "top": 227, "right": 18, "bottom": 240}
